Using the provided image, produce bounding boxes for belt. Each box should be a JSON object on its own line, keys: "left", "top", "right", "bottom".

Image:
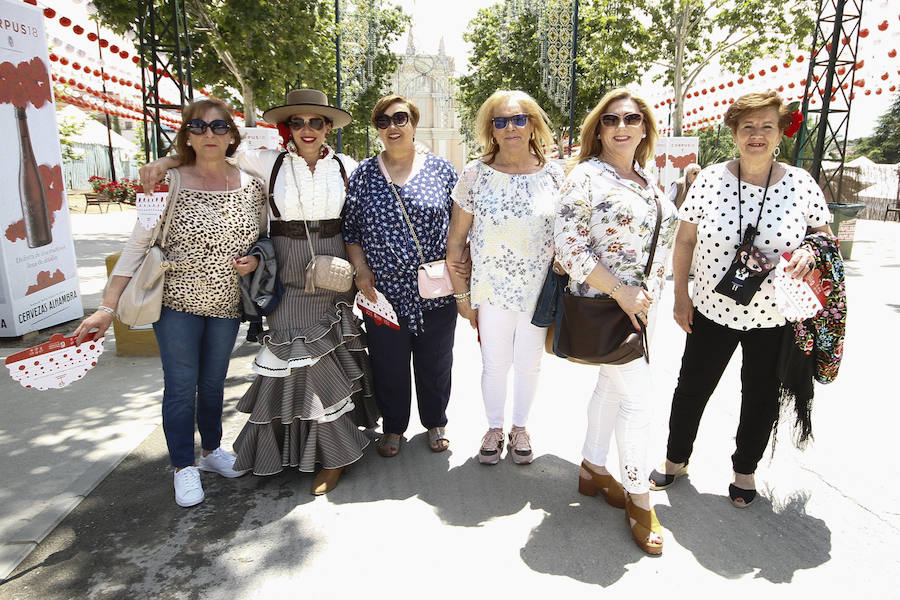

{"left": 270, "top": 219, "right": 342, "bottom": 239}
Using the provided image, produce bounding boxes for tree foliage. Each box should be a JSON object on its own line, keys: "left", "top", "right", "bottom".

{"left": 90, "top": 0, "right": 407, "bottom": 159}
{"left": 852, "top": 93, "right": 900, "bottom": 164}
{"left": 456, "top": 0, "right": 646, "bottom": 156}
{"left": 638, "top": 0, "right": 815, "bottom": 136}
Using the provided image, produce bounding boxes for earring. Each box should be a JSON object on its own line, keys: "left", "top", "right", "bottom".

{"left": 773, "top": 146, "right": 781, "bottom": 158}
{"left": 186, "top": 140, "right": 191, "bottom": 146}
{"left": 641, "top": 134, "right": 647, "bottom": 139}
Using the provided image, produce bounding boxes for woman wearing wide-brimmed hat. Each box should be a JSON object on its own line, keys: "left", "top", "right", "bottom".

{"left": 140, "top": 89, "right": 378, "bottom": 496}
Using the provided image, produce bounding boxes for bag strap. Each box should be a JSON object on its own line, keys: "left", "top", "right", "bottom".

{"left": 642, "top": 192, "right": 664, "bottom": 279}
{"left": 267, "top": 151, "right": 287, "bottom": 219}
{"left": 150, "top": 168, "right": 181, "bottom": 250}
{"left": 385, "top": 170, "right": 427, "bottom": 265}
{"left": 284, "top": 154, "right": 318, "bottom": 262}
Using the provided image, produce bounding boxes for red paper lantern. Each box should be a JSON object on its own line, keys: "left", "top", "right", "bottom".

{"left": 882, "top": 72, "right": 889, "bottom": 80}
{"left": 718, "top": 83, "right": 725, "bottom": 89}
{"left": 43, "top": 8, "right": 56, "bottom": 18}
{"left": 860, "top": 28, "right": 869, "bottom": 38}
{"left": 73, "top": 25, "right": 84, "bottom": 35}
{"left": 87, "top": 32, "right": 98, "bottom": 42}
{"left": 99, "top": 39, "right": 109, "bottom": 48}
{"left": 878, "top": 20, "right": 888, "bottom": 31}
{"left": 856, "top": 60, "right": 865, "bottom": 69}
{"left": 110, "top": 45, "right": 120, "bottom": 54}
{"left": 876, "top": 88, "right": 883, "bottom": 95}
{"left": 72, "top": 62, "right": 80, "bottom": 70}
{"left": 784, "top": 62, "right": 791, "bottom": 68}
{"left": 737, "top": 77, "right": 744, "bottom": 84}
{"left": 59, "top": 17, "right": 71, "bottom": 27}
{"left": 132, "top": 56, "right": 140, "bottom": 64}
{"left": 103, "top": 73, "right": 110, "bottom": 80}
{"left": 714, "top": 101, "right": 719, "bottom": 106}
{"left": 701, "top": 88, "right": 707, "bottom": 94}
{"left": 67, "top": 78, "right": 75, "bottom": 85}
{"left": 865, "top": 89, "right": 872, "bottom": 95}
{"left": 778, "top": 85, "right": 784, "bottom": 92}
{"left": 119, "top": 51, "right": 129, "bottom": 59}
{"left": 796, "top": 55, "right": 804, "bottom": 63}
{"left": 854, "top": 79, "right": 865, "bottom": 87}
{"left": 891, "top": 86, "right": 897, "bottom": 92}
{"left": 76, "top": 83, "right": 84, "bottom": 90}
{"left": 890, "top": 50, "right": 898, "bottom": 58}
{"left": 759, "top": 69, "right": 766, "bottom": 76}
{"left": 111, "top": 76, "right": 119, "bottom": 83}
{"left": 59, "top": 57, "right": 69, "bottom": 65}
{"left": 850, "top": 93, "right": 855, "bottom": 100}
{"left": 837, "top": 66, "right": 846, "bottom": 75}
{"left": 770, "top": 66, "right": 778, "bottom": 73}
{"left": 93, "top": 69, "right": 100, "bottom": 76}
{"left": 727, "top": 81, "right": 734, "bottom": 87}
{"left": 49, "top": 53, "right": 58, "bottom": 62}
{"left": 800, "top": 78, "right": 807, "bottom": 85}
{"left": 788, "top": 82, "right": 795, "bottom": 88}
{"left": 748, "top": 73, "right": 755, "bottom": 80}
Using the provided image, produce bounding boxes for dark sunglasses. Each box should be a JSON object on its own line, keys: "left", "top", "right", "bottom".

{"left": 492, "top": 114, "right": 528, "bottom": 129}
{"left": 186, "top": 119, "right": 231, "bottom": 135}
{"left": 373, "top": 111, "right": 410, "bottom": 129}
{"left": 286, "top": 117, "right": 326, "bottom": 131}
{"left": 600, "top": 113, "right": 644, "bottom": 128}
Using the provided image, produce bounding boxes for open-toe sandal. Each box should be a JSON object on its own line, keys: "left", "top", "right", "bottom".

{"left": 377, "top": 433, "right": 401, "bottom": 458}
{"left": 649, "top": 461, "right": 688, "bottom": 491}
{"left": 728, "top": 483, "right": 757, "bottom": 508}
{"left": 578, "top": 461, "right": 626, "bottom": 509}
{"left": 427, "top": 427, "right": 449, "bottom": 453}
{"left": 625, "top": 495, "right": 663, "bottom": 555}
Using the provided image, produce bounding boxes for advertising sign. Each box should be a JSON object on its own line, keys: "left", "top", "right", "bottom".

{"left": 238, "top": 126, "right": 281, "bottom": 152}
{"left": 654, "top": 136, "right": 700, "bottom": 191}
{"left": 0, "top": 2, "right": 83, "bottom": 336}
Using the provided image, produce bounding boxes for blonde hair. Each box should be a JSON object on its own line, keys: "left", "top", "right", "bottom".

{"left": 724, "top": 90, "right": 791, "bottom": 134}
{"left": 577, "top": 88, "right": 658, "bottom": 168}
{"left": 476, "top": 90, "right": 554, "bottom": 165}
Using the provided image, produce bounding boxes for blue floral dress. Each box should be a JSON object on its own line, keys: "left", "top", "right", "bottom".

{"left": 343, "top": 153, "right": 458, "bottom": 334}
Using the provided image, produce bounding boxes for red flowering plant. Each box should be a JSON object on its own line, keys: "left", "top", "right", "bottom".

{"left": 776, "top": 101, "right": 804, "bottom": 164}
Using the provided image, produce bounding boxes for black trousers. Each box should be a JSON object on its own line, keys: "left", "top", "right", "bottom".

{"left": 364, "top": 302, "right": 456, "bottom": 435}
{"left": 666, "top": 311, "right": 784, "bottom": 475}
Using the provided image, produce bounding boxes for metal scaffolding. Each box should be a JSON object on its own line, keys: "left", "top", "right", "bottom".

{"left": 138, "top": 0, "right": 194, "bottom": 160}
{"left": 793, "top": 0, "right": 864, "bottom": 203}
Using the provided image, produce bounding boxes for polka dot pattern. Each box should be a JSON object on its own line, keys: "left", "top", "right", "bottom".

{"left": 679, "top": 162, "right": 829, "bottom": 330}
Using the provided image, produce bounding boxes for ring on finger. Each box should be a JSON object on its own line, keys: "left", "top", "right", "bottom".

{"left": 637, "top": 311, "right": 645, "bottom": 319}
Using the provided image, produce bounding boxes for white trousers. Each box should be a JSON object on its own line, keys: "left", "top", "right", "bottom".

{"left": 477, "top": 302, "right": 547, "bottom": 430}
{"left": 581, "top": 309, "right": 658, "bottom": 495}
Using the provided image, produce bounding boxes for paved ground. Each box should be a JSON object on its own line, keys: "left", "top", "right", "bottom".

{"left": 0, "top": 211, "right": 897, "bottom": 598}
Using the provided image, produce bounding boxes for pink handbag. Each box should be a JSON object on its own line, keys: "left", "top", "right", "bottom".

{"left": 417, "top": 260, "right": 454, "bottom": 298}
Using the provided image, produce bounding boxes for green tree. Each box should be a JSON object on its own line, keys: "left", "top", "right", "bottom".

{"left": 852, "top": 93, "right": 900, "bottom": 163}
{"left": 638, "top": 0, "right": 815, "bottom": 136}
{"left": 456, "top": 0, "right": 646, "bottom": 155}
{"left": 90, "top": 0, "right": 407, "bottom": 158}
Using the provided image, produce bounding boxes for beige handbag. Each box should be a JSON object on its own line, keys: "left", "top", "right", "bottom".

{"left": 285, "top": 156, "right": 355, "bottom": 294}
{"left": 116, "top": 170, "right": 180, "bottom": 326}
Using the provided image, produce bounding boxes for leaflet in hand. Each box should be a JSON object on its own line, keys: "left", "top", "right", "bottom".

{"left": 135, "top": 183, "right": 169, "bottom": 230}
{"left": 5, "top": 333, "right": 105, "bottom": 390}
{"left": 355, "top": 289, "right": 400, "bottom": 329}
{"left": 773, "top": 252, "right": 830, "bottom": 322}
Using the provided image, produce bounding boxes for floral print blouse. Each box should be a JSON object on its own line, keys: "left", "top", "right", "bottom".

{"left": 343, "top": 152, "right": 458, "bottom": 334}
{"left": 452, "top": 159, "right": 565, "bottom": 313}
{"left": 554, "top": 158, "right": 679, "bottom": 301}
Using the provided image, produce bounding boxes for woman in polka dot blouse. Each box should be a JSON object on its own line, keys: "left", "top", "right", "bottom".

{"left": 649, "top": 91, "right": 832, "bottom": 509}
{"left": 343, "top": 95, "right": 459, "bottom": 458}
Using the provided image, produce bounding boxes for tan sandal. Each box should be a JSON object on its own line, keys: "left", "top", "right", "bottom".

{"left": 625, "top": 495, "right": 663, "bottom": 555}
{"left": 377, "top": 433, "right": 401, "bottom": 458}
{"left": 578, "top": 461, "right": 626, "bottom": 509}
{"left": 312, "top": 467, "right": 344, "bottom": 495}
{"left": 427, "top": 427, "right": 449, "bottom": 452}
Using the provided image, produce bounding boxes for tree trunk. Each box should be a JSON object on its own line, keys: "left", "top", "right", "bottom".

{"left": 671, "top": 3, "right": 689, "bottom": 137}
{"left": 242, "top": 83, "right": 256, "bottom": 127}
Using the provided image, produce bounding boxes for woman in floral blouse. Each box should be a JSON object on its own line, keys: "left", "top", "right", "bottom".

{"left": 555, "top": 89, "right": 678, "bottom": 554}
{"left": 343, "top": 95, "right": 459, "bottom": 457}
{"left": 446, "top": 90, "right": 564, "bottom": 465}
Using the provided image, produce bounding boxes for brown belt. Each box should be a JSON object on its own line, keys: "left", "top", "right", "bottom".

{"left": 270, "top": 219, "right": 342, "bottom": 239}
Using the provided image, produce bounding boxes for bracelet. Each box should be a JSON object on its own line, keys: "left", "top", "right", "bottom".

{"left": 609, "top": 280, "right": 624, "bottom": 299}
{"left": 97, "top": 305, "right": 116, "bottom": 317}
{"left": 453, "top": 291, "right": 471, "bottom": 304}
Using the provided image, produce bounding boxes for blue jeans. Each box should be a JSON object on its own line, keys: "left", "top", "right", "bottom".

{"left": 153, "top": 306, "right": 240, "bottom": 468}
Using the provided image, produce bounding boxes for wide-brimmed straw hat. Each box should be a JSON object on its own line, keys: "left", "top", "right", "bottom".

{"left": 262, "top": 89, "right": 352, "bottom": 128}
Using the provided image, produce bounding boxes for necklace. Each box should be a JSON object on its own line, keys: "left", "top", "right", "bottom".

{"left": 736, "top": 162, "right": 774, "bottom": 246}
{"left": 200, "top": 167, "right": 230, "bottom": 192}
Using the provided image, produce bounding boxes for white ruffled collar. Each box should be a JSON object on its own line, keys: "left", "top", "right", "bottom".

{"left": 280, "top": 145, "right": 346, "bottom": 220}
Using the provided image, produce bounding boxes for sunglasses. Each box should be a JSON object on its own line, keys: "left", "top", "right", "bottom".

{"left": 600, "top": 113, "right": 644, "bottom": 128}
{"left": 286, "top": 117, "right": 326, "bottom": 131}
{"left": 374, "top": 111, "right": 410, "bottom": 129}
{"left": 186, "top": 119, "right": 231, "bottom": 135}
{"left": 492, "top": 114, "right": 528, "bottom": 129}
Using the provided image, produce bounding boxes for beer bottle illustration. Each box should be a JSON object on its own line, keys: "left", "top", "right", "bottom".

{"left": 16, "top": 106, "right": 52, "bottom": 248}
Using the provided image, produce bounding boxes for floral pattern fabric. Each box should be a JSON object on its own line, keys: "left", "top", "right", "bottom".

{"left": 452, "top": 159, "right": 565, "bottom": 313}
{"left": 343, "top": 153, "right": 458, "bottom": 334}
{"left": 679, "top": 162, "right": 830, "bottom": 330}
{"left": 554, "top": 158, "right": 679, "bottom": 302}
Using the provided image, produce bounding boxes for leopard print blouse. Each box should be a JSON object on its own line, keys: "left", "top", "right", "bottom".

{"left": 162, "top": 178, "right": 265, "bottom": 318}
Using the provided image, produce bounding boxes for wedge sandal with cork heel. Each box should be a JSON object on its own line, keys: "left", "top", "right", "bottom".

{"left": 578, "top": 461, "right": 627, "bottom": 509}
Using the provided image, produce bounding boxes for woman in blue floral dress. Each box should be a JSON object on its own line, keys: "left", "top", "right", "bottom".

{"left": 446, "top": 90, "right": 564, "bottom": 466}
{"left": 555, "top": 89, "right": 678, "bottom": 554}
{"left": 343, "top": 94, "right": 459, "bottom": 457}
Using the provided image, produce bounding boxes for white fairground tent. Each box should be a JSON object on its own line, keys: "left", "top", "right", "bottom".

{"left": 835, "top": 156, "right": 900, "bottom": 219}
{"left": 57, "top": 105, "right": 139, "bottom": 189}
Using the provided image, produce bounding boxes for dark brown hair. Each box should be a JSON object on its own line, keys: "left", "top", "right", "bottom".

{"left": 173, "top": 99, "right": 241, "bottom": 164}
{"left": 724, "top": 91, "right": 791, "bottom": 134}
{"left": 371, "top": 94, "right": 420, "bottom": 127}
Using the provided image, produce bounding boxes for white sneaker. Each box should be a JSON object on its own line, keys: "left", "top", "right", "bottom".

{"left": 197, "top": 447, "right": 249, "bottom": 478}
{"left": 174, "top": 466, "right": 204, "bottom": 507}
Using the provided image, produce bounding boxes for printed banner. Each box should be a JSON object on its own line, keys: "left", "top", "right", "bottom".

{"left": 238, "top": 127, "right": 282, "bottom": 151}
{"left": 654, "top": 136, "right": 700, "bottom": 191}
{"left": 0, "top": 1, "right": 83, "bottom": 336}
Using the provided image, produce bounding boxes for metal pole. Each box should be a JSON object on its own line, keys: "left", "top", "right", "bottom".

{"left": 566, "top": 0, "right": 579, "bottom": 157}
{"left": 335, "top": 0, "right": 343, "bottom": 153}
{"left": 95, "top": 23, "right": 117, "bottom": 181}
{"left": 809, "top": 0, "right": 846, "bottom": 191}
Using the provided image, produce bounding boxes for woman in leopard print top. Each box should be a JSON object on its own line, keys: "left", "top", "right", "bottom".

{"left": 74, "top": 99, "right": 266, "bottom": 508}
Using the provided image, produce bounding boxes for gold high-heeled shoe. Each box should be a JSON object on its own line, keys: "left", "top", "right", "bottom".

{"left": 624, "top": 495, "right": 663, "bottom": 555}
{"left": 312, "top": 467, "right": 344, "bottom": 495}
{"left": 578, "top": 461, "right": 626, "bottom": 509}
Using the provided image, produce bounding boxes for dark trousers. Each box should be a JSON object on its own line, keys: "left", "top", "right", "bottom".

{"left": 364, "top": 302, "right": 456, "bottom": 435}
{"left": 666, "top": 311, "right": 784, "bottom": 475}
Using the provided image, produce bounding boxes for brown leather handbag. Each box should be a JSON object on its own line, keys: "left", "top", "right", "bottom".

{"left": 556, "top": 195, "right": 663, "bottom": 365}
